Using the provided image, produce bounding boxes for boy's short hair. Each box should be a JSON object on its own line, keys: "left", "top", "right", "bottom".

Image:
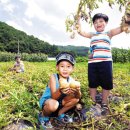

{"left": 92, "top": 13, "right": 109, "bottom": 23}
{"left": 15, "top": 55, "right": 21, "bottom": 60}
{"left": 56, "top": 52, "right": 75, "bottom": 66}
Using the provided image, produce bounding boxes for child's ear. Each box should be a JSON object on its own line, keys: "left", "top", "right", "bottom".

{"left": 56, "top": 65, "right": 58, "bottom": 70}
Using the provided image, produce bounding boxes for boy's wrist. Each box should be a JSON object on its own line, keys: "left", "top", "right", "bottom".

{"left": 77, "top": 29, "right": 81, "bottom": 34}
{"left": 59, "top": 88, "right": 63, "bottom": 94}
{"left": 75, "top": 90, "right": 81, "bottom": 99}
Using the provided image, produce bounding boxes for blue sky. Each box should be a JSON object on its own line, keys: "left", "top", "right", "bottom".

{"left": 0, "top": 0, "right": 130, "bottom": 48}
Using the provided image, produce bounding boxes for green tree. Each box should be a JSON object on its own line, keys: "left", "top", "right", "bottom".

{"left": 0, "top": 21, "right": 59, "bottom": 56}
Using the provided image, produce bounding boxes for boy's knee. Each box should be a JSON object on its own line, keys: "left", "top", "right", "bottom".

{"left": 48, "top": 100, "right": 59, "bottom": 112}
{"left": 76, "top": 98, "right": 80, "bottom": 103}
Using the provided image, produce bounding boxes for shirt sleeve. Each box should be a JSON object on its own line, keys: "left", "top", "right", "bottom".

{"left": 20, "top": 61, "right": 24, "bottom": 71}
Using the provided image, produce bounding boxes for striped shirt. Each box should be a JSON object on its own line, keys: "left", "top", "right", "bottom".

{"left": 88, "top": 32, "right": 112, "bottom": 63}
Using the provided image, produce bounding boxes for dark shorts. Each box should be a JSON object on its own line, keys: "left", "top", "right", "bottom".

{"left": 88, "top": 61, "right": 113, "bottom": 90}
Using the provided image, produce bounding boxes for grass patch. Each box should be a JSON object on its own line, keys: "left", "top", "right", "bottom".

{"left": 0, "top": 62, "right": 130, "bottom": 129}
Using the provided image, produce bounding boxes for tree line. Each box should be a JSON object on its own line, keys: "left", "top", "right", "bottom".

{"left": 0, "top": 21, "right": 58, "bottom": 56}
{"left": 0, "top": 21, "right": 130, "bottom": 63}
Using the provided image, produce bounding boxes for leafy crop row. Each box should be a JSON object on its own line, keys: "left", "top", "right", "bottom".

{"left": 0, "top": 62, "right": 130, "bottom": 129}
{"left": 0, "top": 52, "right": 47, "bottom": 62}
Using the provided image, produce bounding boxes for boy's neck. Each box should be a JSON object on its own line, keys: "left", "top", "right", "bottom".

{"left": 58, "top": 74, "right": 69, "bottom": 79}
{"left": 96, "top": 29, "right": 106, "bottom": 33}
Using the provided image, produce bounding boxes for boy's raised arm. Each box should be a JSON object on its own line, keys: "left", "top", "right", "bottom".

{"left": 109, "top": 2, "right": 130, "bottom": 38}
{"left": 76, "top": 16, "right": 92, "bottom": 39}
{"left": 109, "top": 26, "right": 123, "bottom": 38}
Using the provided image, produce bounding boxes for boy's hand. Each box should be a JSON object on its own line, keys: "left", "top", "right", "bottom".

{"left": 70, "top": 86, "right": 81, "bottom": 93}
{"left": 59, "top": 78, "right": 73, "bottom": 94}
{"left": 69, "top": 81, "right": 81, "bottom": 93}
{"left": 59, "top": 78, "right": 70, "bottom": 89}
{"left": 59, "top": 78, "right": 81, "bottom": 95}
{"left": 125, "top": 14, "right": 130, "bottom": 24}
{"left": 60, "top": 87, "right": 71, "bottom": 94}
{"left": 70, "top": 81, "right": 81, "bottom": 98}
{"left": 70, "top": 81, "right": 80, "bottom": 89}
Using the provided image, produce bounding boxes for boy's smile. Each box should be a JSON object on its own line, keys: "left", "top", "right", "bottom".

{"left": 94, "top": 18, "right": 107, "bottom": 32}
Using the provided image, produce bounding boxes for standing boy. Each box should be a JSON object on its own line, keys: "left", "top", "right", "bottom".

{"left": 77, "top": 13, "right": 126, "bottom": 114}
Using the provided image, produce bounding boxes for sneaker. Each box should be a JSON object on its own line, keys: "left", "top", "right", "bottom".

{"left": 57, "top": 114, "right": 73, "bottom": 123}
{"left": 101, "top": 103, "right": 109, "bottom": 115}
{"left": 89, "top": 103, "right": 101, "bottom": 117}
{"left": 63, "top": 114, "right": 73, "bottom": 123}
{"left": 38, "top": 112, "right": 53, "bottom": 129}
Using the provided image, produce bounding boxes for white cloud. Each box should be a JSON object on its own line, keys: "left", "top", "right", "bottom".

{"left": 6, "top": 20, "right": 24, "bottom": 31}
{"left": 39, "top": 34, "right": 52, "bottom": 42}
{"left": 0, "top": 0, "right": 15, "bottom": 14}
{"left": 21, "top": 0, "right": 64, "bottom": 30}
{"left": 111, "top": 33, "right": 130, "bottom": 48}
{"left": 0, "top": 0, "right": 10, "bottom": 4}
{"left": 22, "top": 0, "right": 46, "bottom": 19}
{"left": 23, "top": 18, "right": 33, "bottom": 26}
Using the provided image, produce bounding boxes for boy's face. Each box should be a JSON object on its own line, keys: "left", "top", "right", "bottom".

{"left": 16, "top": 58, "right": 21, "bottom": 63}
{"left": 93, "top": 18, "right": 108, "bottom": 32}
{"left": 56, "top": 61, "right": 74, "bottom": 78}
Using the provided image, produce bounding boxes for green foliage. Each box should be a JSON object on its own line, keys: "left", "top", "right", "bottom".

{"left": 76, "top": 56, "right": 88, "bottom": 62}
{"left": 58, "top": 45, "right": 89, "bottom": 56}
{"left": 0, "top": 21, "right": 59, "bottom": 56}
{"left": 22, "top": 53, "right": 48, "bottom": 62}
{"left": 58, "top": 46, "right": 130, "bottom": 63}
{"left": 0, "top": 62, "right": 55, "bottom": 128}
{"left": 0, "top": 52, "right": 15, "bottom": 61}
{"left": 0, "top": 52, "right": 48, "bottom": 62}
{"left": 1, "top": 47, "right": 130, "bottom": 63}
{"left": 112, "top": 48, "right": 130, "bottom": 63}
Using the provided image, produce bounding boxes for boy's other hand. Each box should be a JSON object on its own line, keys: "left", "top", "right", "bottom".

{"left": 60, "top": 87, "right": 71, "bottom": 94}
{"left": 70, "top": 81, "right": 80, "bottom": 89}
{"left": 70, "top": 81, "right": 81, "bottom": 93}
